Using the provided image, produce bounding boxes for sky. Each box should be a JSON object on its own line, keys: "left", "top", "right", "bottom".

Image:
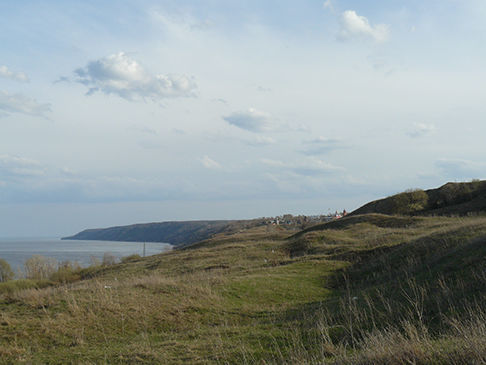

{"left": 1, "top": 0, "right": 485, "bottom": 237}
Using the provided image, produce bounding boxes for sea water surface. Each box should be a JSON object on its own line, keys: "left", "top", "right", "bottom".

{"left": 0, "top": 237, "right": 172, "bottom": 273}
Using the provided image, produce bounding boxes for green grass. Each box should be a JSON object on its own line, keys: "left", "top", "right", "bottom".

{"left": 0, "top": 216, "right": 486, "bottom": 363}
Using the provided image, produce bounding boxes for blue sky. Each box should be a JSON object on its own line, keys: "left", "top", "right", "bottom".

{"left": 1, "top": 0, "right": 485, "bottom": 236}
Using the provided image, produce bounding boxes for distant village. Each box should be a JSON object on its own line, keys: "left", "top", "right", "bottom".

{"left": 264, "top": 210, "right": 348, "bottom": 228}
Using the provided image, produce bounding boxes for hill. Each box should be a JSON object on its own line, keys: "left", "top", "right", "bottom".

{"left": 351, "top": 180, "right": 486, "bottom": 216}
{"left": 2, "top": 211, "right": 486, "bottom": 363}
{"left": 62, "top": 220, "right": 237, "bottom": 246}
{"left": 62, "top": 215, "right": 329, "bottom": 246}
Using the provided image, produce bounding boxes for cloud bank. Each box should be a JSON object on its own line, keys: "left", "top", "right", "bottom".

{"left": 75, "top": 52, "right": 197, "bottom": 101}
{"left": 338, "top": 10, "right": 390, "bottom": 43}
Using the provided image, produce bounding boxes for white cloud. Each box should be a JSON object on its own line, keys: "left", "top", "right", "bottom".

{"left": 74, "top": 52, "right": 197, "bottom": 101}
{"left": 200, "top": 155, "right": 222, "bottom": 170}
{"left": 408, "top": 123, "right": 436, "bottom": 138}
{"left": 0, "top": 65, "right": 29, "bottom": 82}
{"left": 338, "top": 10, "right": 390, "bottom": 43}
{"left": 0, "top": 155, "right": 45, "bottom": 178}
{"left": 0, "top": 91, "right": 51, "bottom": 117}
{"left": 223, "top": 108, "right": 272, "bottom": 132}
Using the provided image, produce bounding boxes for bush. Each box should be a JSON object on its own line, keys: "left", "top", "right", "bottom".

{"left": 50, "top": 260, "right": 82, "bottom": 283}
{"left": 0, "top": 258, "right": 14, "bottom": 282}
{"left": 24, "top": 255, "right": 57, "bottom": 280}
{"left": 390, "top": 189, "right": 429, "bottom": 214}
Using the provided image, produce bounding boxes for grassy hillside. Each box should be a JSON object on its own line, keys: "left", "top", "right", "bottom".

{"left": 351, "top": 180, "right": 486, "bottom": 216}
{"left": 1, "top": 212, "right": 486, "bottom": 363}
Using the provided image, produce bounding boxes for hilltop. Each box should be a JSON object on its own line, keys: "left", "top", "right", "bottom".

{"left": 351, "top": 180, "right": 486, "bottom": 216}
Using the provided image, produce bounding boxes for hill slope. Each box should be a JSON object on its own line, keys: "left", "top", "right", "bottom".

{"left": 351, "top": 180, "right": 486, "bottom": 216}
{"left": 3, "top": 213, "right": 486, "bottom": 363}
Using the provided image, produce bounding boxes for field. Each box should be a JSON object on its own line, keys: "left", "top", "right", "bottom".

{"left": 1, "top": 214, "right": 486, "bottom": 363}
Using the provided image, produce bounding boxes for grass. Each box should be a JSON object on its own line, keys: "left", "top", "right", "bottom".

{"left": 0, "top": 216, "right": 486, "bottom": 363}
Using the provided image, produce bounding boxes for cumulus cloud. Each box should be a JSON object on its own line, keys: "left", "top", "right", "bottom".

{"left": 74, "top": 52, "right": 197, "bottom": 101}
{"left": 435, "top": 159, "right": 484, "bottom": 180}
{"left": 223, "top": 108, "right": 272, "bottom": 132}
{"left": 0, "top": 65, "right": 29, "bottom": 82}
{"left": 338, "top": 10, "right": 390, "bottom": 43}
{"left": 0, "top": 155, "right": 45, "bottom": 178}
{"left": 408, "top": 123, "right": 436, "bottom": 138}
{"left": 0, "top": 91, "right": 51, "bottom": 117}
{"left": 301, "top": 137, "right": 343, "bottom": 155}
{"left": 200, "top": 155, "right": 222, "bottom": 170}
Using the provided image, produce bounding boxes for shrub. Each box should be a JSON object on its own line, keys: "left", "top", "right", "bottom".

{"left": 24, "top": 255, "right": 57, "bottom": 280}
{"left": 390, "top": 189, "right": 429, "bottom": 214}
{"left": 0, "top": 258, "right": 14, "bottom": 282}
{"left": 50, "top": 260, "right": 82, "bottom": 283}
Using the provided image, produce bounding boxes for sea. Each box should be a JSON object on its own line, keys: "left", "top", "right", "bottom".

{"left": 0, "top": 237, "right": 172, "bottom": 274}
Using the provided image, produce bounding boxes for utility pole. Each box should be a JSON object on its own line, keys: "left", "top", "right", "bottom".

{"left": 143, "top": 242, "right": 146, "bottom": 257}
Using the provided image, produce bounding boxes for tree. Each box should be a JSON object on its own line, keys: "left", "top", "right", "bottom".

{"left": 0, "top": 258, "right": 14, "bottom": 282}
{"left": 390, "top": 189, "right": 429, "bottom": 214}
